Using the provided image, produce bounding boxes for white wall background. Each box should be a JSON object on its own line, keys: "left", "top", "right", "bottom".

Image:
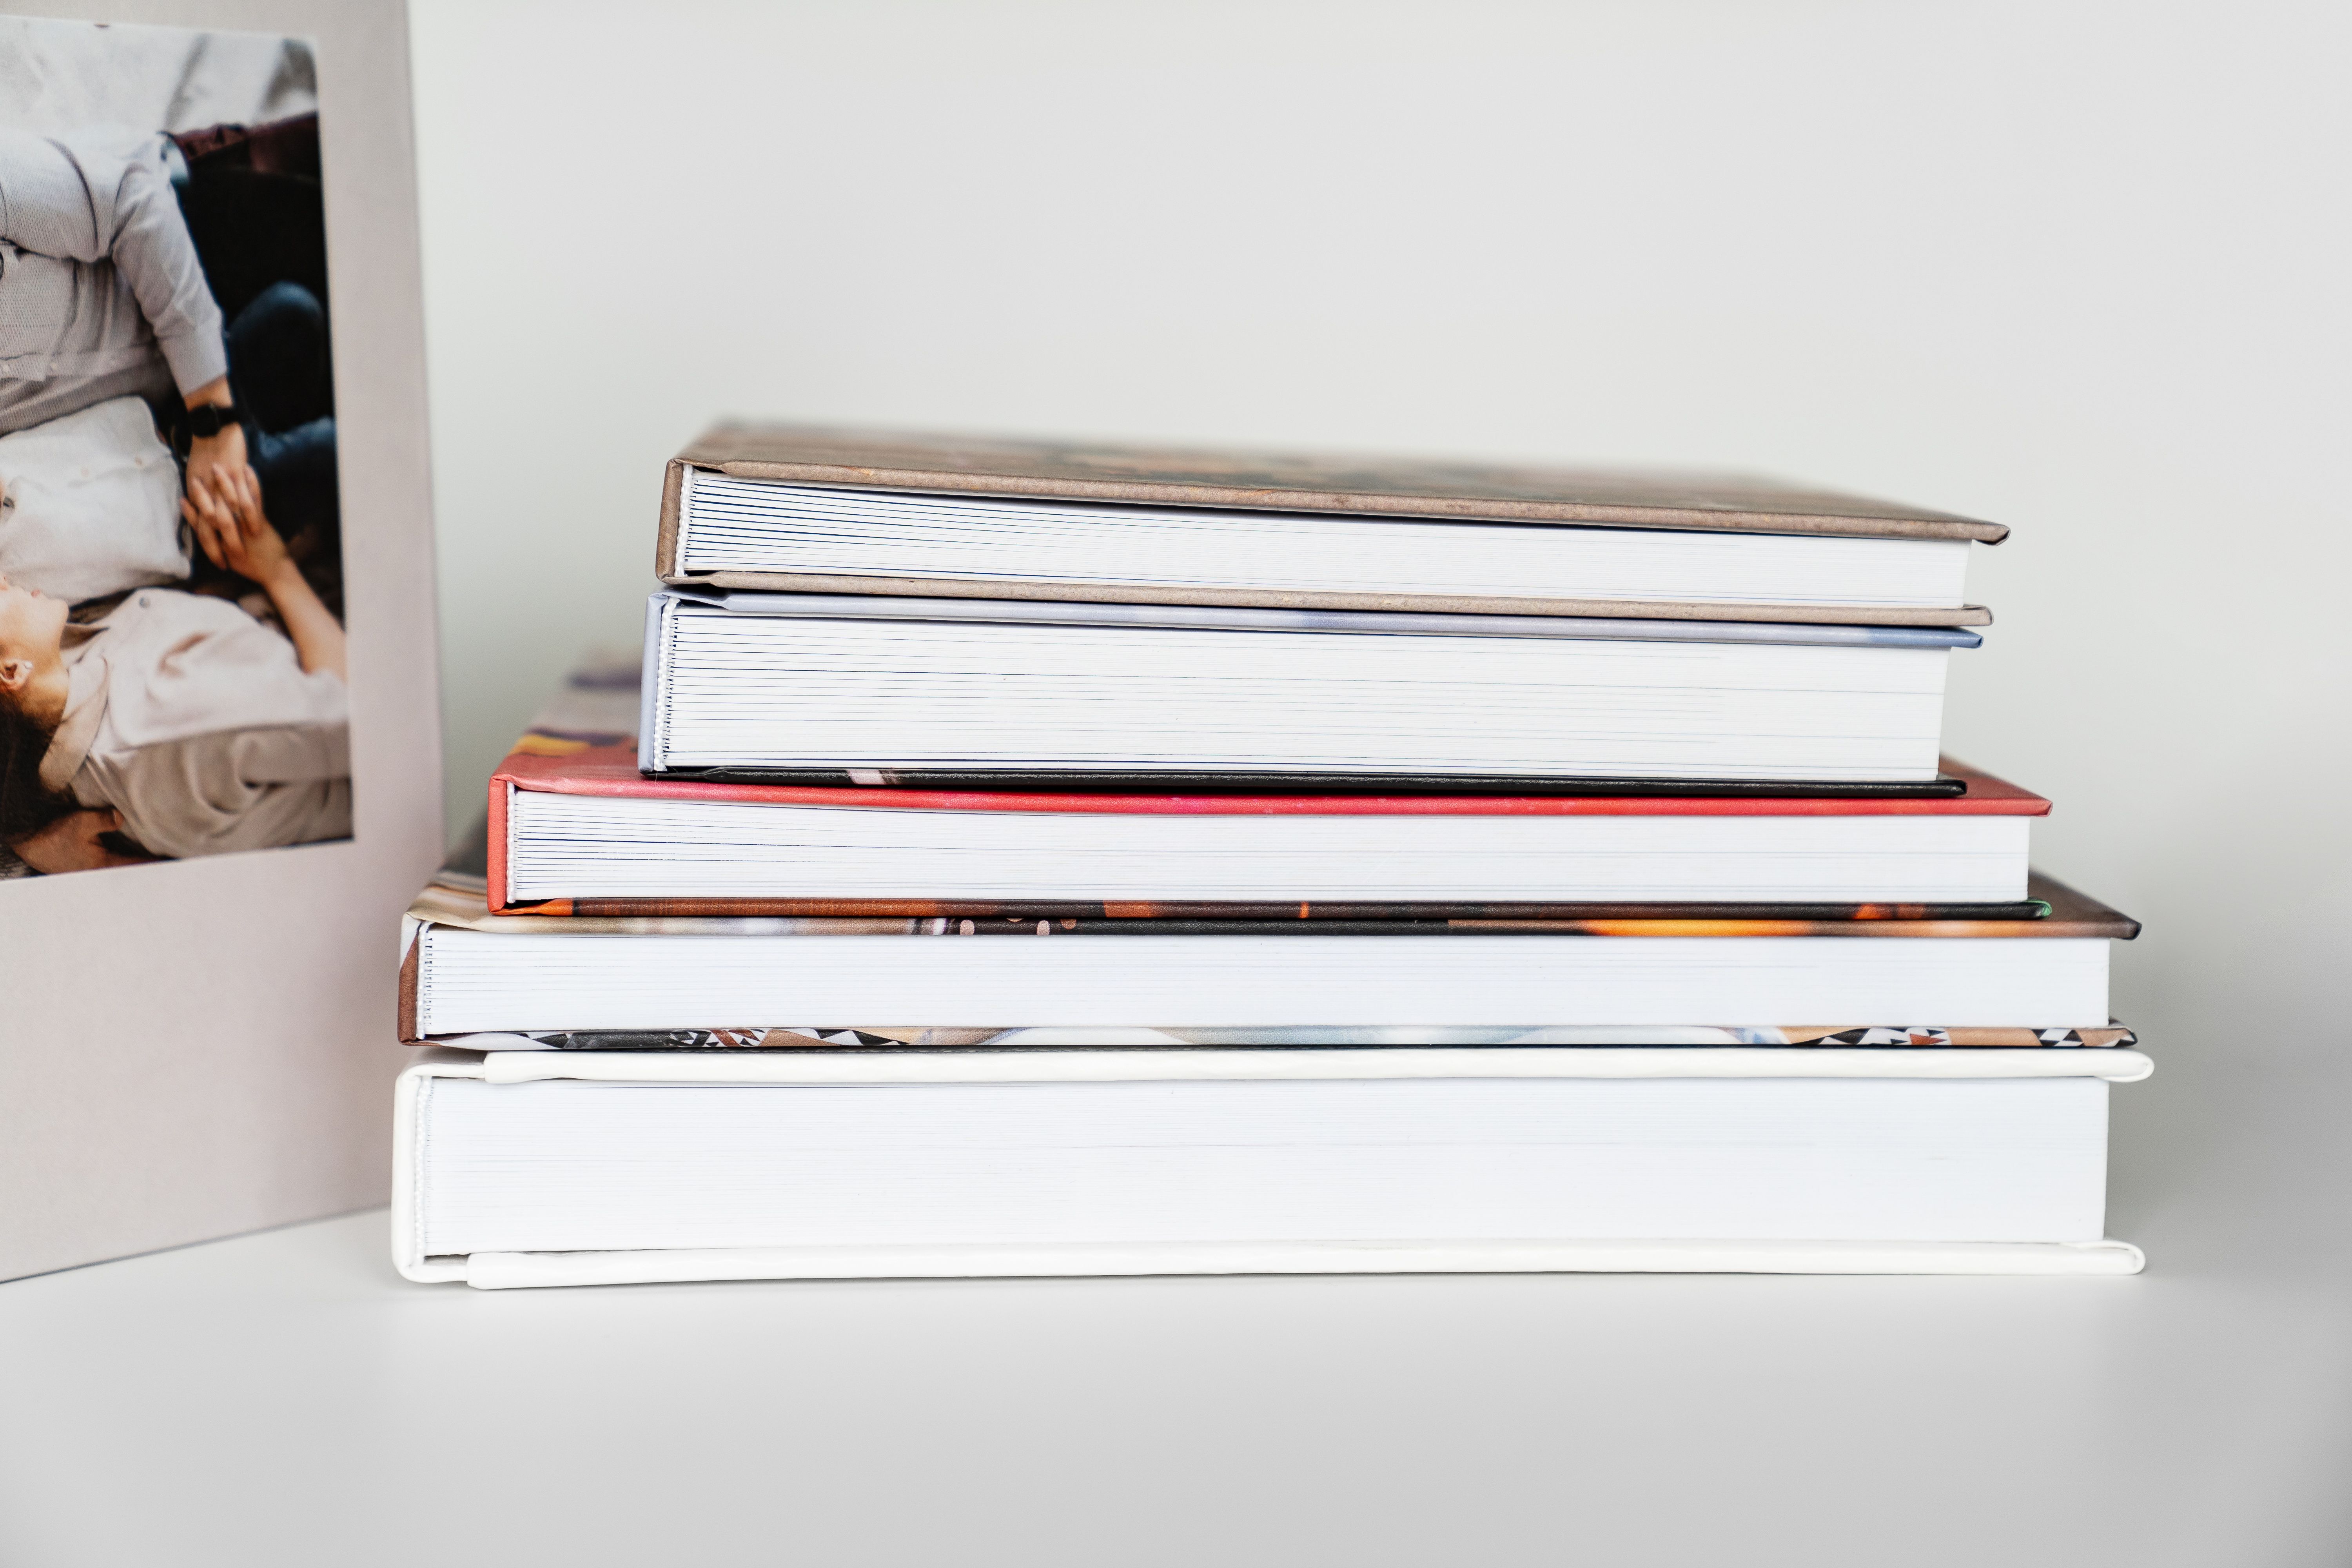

{"left": 409, "top": 0, "right": 2348, "bottom": 1063}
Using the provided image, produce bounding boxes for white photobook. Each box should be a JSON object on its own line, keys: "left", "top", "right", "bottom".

{"left": 392, "top": 1048, "right": 2150, "bottom": 1289}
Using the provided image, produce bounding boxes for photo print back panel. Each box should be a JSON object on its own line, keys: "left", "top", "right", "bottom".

{"left": 0, "top": 2, "right": 441, "bottom": 1281}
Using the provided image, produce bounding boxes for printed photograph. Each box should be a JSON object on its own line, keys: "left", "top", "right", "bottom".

{"left": 0, "top": 15, "right": 346, "bottom": 878}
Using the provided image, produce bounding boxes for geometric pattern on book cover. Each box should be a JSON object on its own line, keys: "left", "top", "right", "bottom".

{"left": 484, "top": 1023, "right": 2140, "bottom": 1051}
{"left": 1799, "top": 1025, "right": 2132, "bottom": 1048}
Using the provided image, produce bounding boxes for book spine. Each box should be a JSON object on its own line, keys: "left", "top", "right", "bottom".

{"left": 638, "top": 594, "right": 669, "bottom": 770}
{"left": 397, "top": 928, "right": 424, "bottom": 1044}
{"left": 486, "top": 778, "right": 515, "bottom": 912}
{"left": 655, "top": 458, "right": 690, "bottom": 581}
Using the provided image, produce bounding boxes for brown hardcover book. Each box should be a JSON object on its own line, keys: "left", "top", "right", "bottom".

{"left": 656, "top": 423, "right": 2001, "bottom": 627}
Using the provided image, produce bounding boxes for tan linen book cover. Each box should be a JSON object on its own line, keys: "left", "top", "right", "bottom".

{"left": 657, "top": 423, "right": 2002, "bottom": 626}
{"left": 0, "top": 3, "right": 441, "bottom": 1282}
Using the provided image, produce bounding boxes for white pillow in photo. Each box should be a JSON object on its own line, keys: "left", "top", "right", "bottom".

{"left": 0, "top": 394, "right": 188, "bottom": 603}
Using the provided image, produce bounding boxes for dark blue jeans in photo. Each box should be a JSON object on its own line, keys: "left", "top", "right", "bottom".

{"left": 226, "top": 280, "right": 338, "bottom": 543}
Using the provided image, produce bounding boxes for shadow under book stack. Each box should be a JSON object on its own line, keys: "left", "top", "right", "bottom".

{"left": 392, "top": 426, "right": 2146, "bottom": 1290}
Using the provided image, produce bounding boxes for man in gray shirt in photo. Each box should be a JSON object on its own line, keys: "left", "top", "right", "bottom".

{"left": 0, "top": 125, "right": 260, "bottom": 521}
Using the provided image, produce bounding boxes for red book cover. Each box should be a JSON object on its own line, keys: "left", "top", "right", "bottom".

{"left": 484, "top": 727, "right": 2051, "bottom": 917}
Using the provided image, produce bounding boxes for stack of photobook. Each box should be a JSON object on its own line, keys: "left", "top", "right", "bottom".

{"left": 394, "top": 426, "right": 2146, "bottom": 1290}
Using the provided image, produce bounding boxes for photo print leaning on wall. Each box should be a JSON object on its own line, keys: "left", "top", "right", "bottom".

{"left": 0, "top": 15, "right": 347, "bottom": 878}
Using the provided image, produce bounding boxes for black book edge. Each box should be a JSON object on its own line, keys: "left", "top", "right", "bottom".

{"left": 650, "top": 769, "right": 1971, "bottom": 799}
{"left": 896, "top": 915, "right": 2053, "bottom": 936}
{"left": 471, "top": 1034, "right": 2132, "bottom": 1054}
{"left": 519, "top": 899, "right": 2050, "bottom": 922}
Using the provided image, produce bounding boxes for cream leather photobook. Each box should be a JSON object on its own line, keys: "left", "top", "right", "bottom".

{"left": 393, "top": 1048, "right": 2149, "bottom": 1289}
{"left": 0, "top": 3, "right": 441, "bottom": 1281}
{"left": 657, "top": 423, "right": 2003, "bottom": 627}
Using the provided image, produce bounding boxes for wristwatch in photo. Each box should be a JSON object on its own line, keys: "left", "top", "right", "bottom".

{"left": 187, "top": 402, "right": 241, "bottom": 439}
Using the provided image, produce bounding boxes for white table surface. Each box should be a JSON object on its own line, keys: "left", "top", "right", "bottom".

{"left": 4, "top": 1037, "right": 2348, "bottom": 1567}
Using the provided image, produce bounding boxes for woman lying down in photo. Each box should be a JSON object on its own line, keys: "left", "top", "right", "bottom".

{"left": 0, "top": 448, "right": 348, "bottom": 875}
